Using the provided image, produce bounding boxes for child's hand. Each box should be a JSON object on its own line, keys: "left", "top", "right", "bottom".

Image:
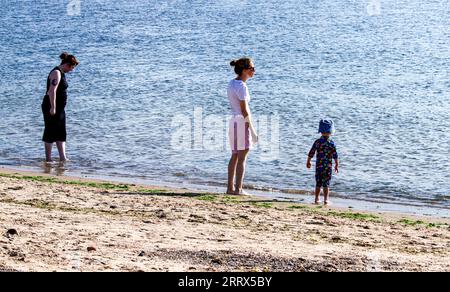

{"left": 306, "top": 161, "right": 312, "bottom": 169}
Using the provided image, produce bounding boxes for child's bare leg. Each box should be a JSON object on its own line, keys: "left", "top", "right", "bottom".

{"left": 323, "top": 187, "right": 330, "bottom": 205}
{"left": 314, "top": 186, "right": 321, "bottom": 204}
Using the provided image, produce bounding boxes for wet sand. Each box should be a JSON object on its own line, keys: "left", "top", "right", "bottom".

{"left": 0, "top": 168, "right": 449, "bottom": 272}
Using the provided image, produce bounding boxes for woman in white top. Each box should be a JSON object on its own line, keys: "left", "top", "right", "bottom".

{"left": 227, "top": 57, "right": 258, "bottom": 195}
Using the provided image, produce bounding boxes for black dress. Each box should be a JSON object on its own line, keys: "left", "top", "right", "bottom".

{"left": 42, "top": 67, "right": 68, "bottom": 143}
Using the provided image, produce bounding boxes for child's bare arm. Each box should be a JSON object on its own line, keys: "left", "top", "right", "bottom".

{"left": 307, "top": 141, "right": 317, "bottom": 169}
{"left": 307, "top": 156, "right": 312, "bottom": 169}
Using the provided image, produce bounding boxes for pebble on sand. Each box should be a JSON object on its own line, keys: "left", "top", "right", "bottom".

{"left": 6, "top": 229, "right": 18, "bottom": 236}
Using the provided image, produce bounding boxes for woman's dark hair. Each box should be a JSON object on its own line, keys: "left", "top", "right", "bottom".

{"left": 230, "top": 57, "right": 253, "bottom": 76}
{"left": 60, "top": 52, "right": 79, "bottom": 66}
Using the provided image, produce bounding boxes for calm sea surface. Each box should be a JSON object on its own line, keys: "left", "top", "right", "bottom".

{"left": 0, "top": 0, "right": 449, "bottom": 210}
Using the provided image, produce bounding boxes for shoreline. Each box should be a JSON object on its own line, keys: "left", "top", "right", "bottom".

{"left": 0, "top": 167, "right": 449, "bottom": 271}
{"left": 1, "top": 165, "right": 448, "bottom": 219}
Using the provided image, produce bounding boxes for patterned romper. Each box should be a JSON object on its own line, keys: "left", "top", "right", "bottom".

{"left": 308, "top": 137, "right": 338, "bottom": 188}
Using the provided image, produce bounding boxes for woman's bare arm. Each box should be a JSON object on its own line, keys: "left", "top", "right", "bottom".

{"left": 47, "top": 70, "right": 61, "bottom": 115}
{"left": 239, "top": 100, "right": 258, "bottom": 143}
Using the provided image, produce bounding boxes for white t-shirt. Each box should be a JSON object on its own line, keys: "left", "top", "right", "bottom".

{"left": 227, "top": 79, "right": 250, "bottom": 116}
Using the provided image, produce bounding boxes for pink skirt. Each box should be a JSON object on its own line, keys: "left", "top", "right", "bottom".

{"left": 229, "top": 115, "right": 250, "bottom": 154}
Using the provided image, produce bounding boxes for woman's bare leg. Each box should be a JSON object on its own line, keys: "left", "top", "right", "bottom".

{"left": 45, "top": 143, "right": 53, "bottom": 162}
{"left": 235, "top": 149, "right": 250, "bottom": 195}
{"left": 227, "top": 153, "right": 238, "bottom": 194}
{"left": 56, "top": 142, "right": 67, "bottom": 161}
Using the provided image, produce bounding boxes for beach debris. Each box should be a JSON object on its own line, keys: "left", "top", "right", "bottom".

{"left": 331, "top": 236, "right": 344, "bottom": 243}
{"left": 306, "top": 220, "right": 325, "bottom": 225}
{"left": 87, "top": 246, "right": 97, "bottom": 252}
{"left": 138, "top": 251, "right": 146, "bottom": 257}
{"left": 188, "top": 214, "right": 206, "bottom": 223}
{"left": 211, "top": 257, "right": 223, "bottom": 265}
{"left": 110, "top": 205, "right": 118, "bottom": 209}
{"left": 7, "top": 186, "right": 24, "bottom": 191}
{"left": 325, "top": 263, "right": 338, "bottom": 270}
{"left": 7, "top": 249, "right": 25, "bottom": 261}
{"left": 208, "top": 238, "right": 232, "bottom": 243}
{"left": 6, "top": 229, "right": 18, "bottom": 236}
{"left": 155, "top": 209, "right": 167, "bottom": 219}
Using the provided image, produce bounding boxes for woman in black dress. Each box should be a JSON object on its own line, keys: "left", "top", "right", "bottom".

{"left": 42, "top": 52, "right": 79, "bottom": 162}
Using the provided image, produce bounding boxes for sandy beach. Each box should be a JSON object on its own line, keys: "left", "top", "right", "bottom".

{"left": 0, "top": 168, "right": 448, "bottom": 272}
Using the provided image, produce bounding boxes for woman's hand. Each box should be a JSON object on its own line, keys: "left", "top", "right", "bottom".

{"left": 251, "top": 132, "right": 258, "bottom": 144}
{"left": 245, "top": 114, "right": 258, "bottom": 145}
{"left": 334, "top": 165, "right": 339, "bottom": 174}
{"left": 306, "top": 161, "right": 312, "bottom": 169}
{"left": 50, "top": 107, "right": 56, "bottom": 116}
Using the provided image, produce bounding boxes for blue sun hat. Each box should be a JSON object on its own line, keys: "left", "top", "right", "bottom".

{"left": 318, "top": 119, "right": 335, "bottom": 134}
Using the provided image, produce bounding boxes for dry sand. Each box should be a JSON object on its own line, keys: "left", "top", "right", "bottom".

{"left": 0, "top": 169, "right": 449, "bottom": 272}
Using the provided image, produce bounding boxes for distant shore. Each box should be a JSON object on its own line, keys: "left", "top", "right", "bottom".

{"left": 0, "top": 168, "right": 449, "bottom": 271}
